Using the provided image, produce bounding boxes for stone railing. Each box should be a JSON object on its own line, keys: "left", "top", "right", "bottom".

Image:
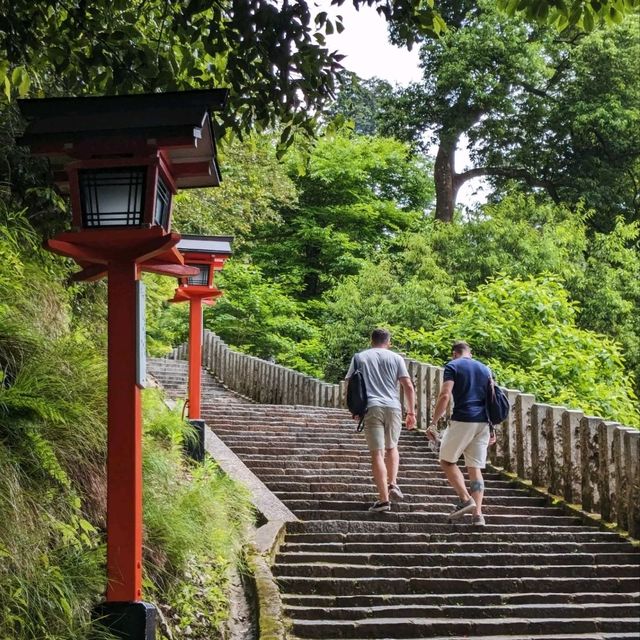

{"left": 167, "top": 330, "right": 640, "bottom": 538}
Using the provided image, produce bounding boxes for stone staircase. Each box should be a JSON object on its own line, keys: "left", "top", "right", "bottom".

{"left": 148, "top": 358, "right": 640, "bottom": 640}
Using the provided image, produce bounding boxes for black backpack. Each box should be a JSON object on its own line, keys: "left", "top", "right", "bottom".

{"left": 346, "top": 354, "right": 368, "bottom": 432}
{"left": 486, "top": 374, "right": 509, "bottom": 426}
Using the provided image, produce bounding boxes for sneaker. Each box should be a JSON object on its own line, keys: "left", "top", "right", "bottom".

{"left": 472, "top": 514, "right": 486, "bottom": 526}
{"left": 448, "top": 497, "right": 476, "bottom": 521}
{"left": 368, "top": 500, "right": 391, "bottom": 512}
{"left": 388, "top": 483, "right": 404, "bottom": 501}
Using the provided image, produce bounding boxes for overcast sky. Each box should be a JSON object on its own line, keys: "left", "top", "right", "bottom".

{"left": 318, "top": 1, "right": 423, "bottom": 86}
{"left": 317, "top": 1, "right": 490, "bottom": 207}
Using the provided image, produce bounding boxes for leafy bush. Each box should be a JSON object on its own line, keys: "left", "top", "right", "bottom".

{"left": 142, "top": 389, "right": 254, "bottom": 637}
{"left": 406, "top": 275, "right": 639, "bottom": 427}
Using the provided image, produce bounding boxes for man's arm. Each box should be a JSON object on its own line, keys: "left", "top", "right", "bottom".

{"left": 344, "top": 357, "right": 355, "bottom": 380}
{"left": 399, "top": 376, "right": 416, "bottom": 429}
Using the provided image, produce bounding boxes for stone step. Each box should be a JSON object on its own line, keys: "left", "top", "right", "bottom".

{"left": 290, "top": 634, "right": 640, "bottom": 640}
{"left": 282, "top": 541, "right": 637, "bottom": 555}
{"left": 279, "top": 500, "right": 559, "bottom": 515}
{"left": 277, "top": 551, "right": 640, "bottom": 567}
{"left": 288, "top": 616, "right": 639, "bottom": 639}
{"left": 280, "top": 591, "right": 640, "bottom": 608}
{"left": 284, "top": 601, "right": 638, "bottom": 621}
{"left": 223, "top": 448, "right": 438, "bottom": 459}
{"left": 204, "top": 407, "right": 349, "bottom": 416}
{"left": 266, "top": 481, "right": 538, "bottom": 496}
{"left": 244, "top": 467, "right": 512, "bottom": 481}
{"left": 285, "top": 520, "right": 605, "bottom": 535}
{"left": 288, "top": 510, "right": 582, "bottom": 526}
{"left": 274, "top": 492, "right": 546, "bottom": 506}
{"left": 276, "top": 575, "right": 640, "bottom": 596}
{"left": 150, "top": 362, "right": 640, "bottom": 640}
{"left": 273, "top": 561, "right": 640, "bottom": 579}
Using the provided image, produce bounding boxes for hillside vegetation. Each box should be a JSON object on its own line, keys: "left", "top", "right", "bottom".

{"left": 0, "top": 206, "right": 254, "bottom": 638}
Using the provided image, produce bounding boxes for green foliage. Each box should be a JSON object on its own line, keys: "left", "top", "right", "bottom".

{"left": 0, "top": 0, "right": 343, "bottom": 141}
{"left": 251, "top": 132, "right": 434, "bottom": 298}
{"left": 398, "top": 194, "right": 588, "bottom": 290}
{"left": 0, "top": 210, "right": 110, "bottom": 640}
{"left": 207, "top": 260, "right": 325, "bottom": 377}
{"left": 0, "top": 206, "right": 254, "bottom": 638}
{"left": 142, "top": 273, "right": 189, "bottom": 357}
{"left": 496, "top": 0, "right": 640, "bottom": 31}
{"left": 366, "top": 2, "right": 639, "bottom": 226}
{"left": 172, "top": 135, "right": 297, "bottom": 244}
{"left": 572, "top": 219, "right": 640, "bottom": 399}
{"left": 142, "top": 389, "right": 254, "bottom": 637}
{"left": 407, "top": 275, "right": 639, "bottom": 426}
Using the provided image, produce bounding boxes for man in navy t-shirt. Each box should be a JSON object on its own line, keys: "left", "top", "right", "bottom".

{"left": 427, "top": 341, "right": 496, "bottom": 526}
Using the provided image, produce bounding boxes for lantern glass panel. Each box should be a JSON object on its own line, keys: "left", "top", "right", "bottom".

{"left": 187, "top": 264, "right": 210, "bottom": 286}
{"left": 154, "top": 175, "right": 171, "bottom": 230}
{"left": 79, "top": 167, "right": 146, "bottom": 227}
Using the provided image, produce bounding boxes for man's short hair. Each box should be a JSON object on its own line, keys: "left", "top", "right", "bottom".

{"left": 371, "top": 328, "right": 391, "bottom": 346}
{"left": 452, "top": 341, "right": 471, "bottom": 356}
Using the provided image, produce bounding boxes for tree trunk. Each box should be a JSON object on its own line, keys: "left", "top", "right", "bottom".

{"left": 434, "top": 141, "right": 459, "bottom": 222}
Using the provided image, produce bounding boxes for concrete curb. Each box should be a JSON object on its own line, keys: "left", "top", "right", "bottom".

{"left": 204, "top": 425, "right": 296, "bottom": 640}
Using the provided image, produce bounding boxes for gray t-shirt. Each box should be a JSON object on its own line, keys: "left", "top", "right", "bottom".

{"left": 346, "top": 348, "right": 409, "bottom": 410}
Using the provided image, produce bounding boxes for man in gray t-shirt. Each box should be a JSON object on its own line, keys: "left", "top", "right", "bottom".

{"left": 346, "top": 328, "right": 416, "bottom": 512}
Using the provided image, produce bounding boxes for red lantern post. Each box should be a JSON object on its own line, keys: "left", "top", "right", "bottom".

{"left": 16, "top": 90, "right": 228, "bottom": 638}
{"left": 171, "top": 236, "right": 232, "bottom": 431}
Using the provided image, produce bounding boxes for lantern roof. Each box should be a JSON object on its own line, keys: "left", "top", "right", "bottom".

{"left": 17, "top": 89, "right": 228, "bottom": 189}
{"left": 177, "top": 234, "right": 233, "bottom": 256}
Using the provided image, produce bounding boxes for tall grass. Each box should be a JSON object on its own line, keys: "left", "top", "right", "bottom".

{"left": 142, "top": 390, "right": 254, "bottom": 636}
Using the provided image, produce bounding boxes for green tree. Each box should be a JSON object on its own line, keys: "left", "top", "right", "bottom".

{"left": 0, "top": 0, "right": 343, "bottom": 141}
{"left": 407, "top": 274, "right": 639, "bottom": 426}
{"left": 366, "top": 2, "right": 639, "bottom": 226}
{"left": 392, "top": 194, "right": 588, "bottom": 291}
{"left": 206, "top": 259, "right": 325, "bottom": 376}
{"left": 572, "top": 219, "right": 640, "bottom": 399}
{"left": 172, "top": 135, "right": 297, "bottom": 244}
{"left": 251, "top": 132, "right": 435, "bottom": 298}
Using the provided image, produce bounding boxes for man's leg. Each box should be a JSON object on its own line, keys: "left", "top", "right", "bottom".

{"left": 385, "top": 446, "right": 399, "bottom": 486}
{"left": 371, "top": 449, "right": 389, "bottom": 502}
{"left": 440, "top": 459, "right": 471, "bottom": 503}
{"left": 468, "top": 466, "right": 484, "bottom": 516}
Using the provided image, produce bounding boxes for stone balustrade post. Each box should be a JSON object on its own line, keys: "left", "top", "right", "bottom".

{"left": 515, "top": 393, "right": 535, "bottom": 480}
{"left": 339, "top": 380, "right": 347, "bottom": 409}
{"left": 598, "top": 421, "right": 620, "bottom": 523}
{"left": 406, "top": 360, "right": 418, "bottom": 417}
{"left": 580, "top": 416, "right": 602, "bottom": 514}
{"left": 530, "top": 402, "right": 555, "bottom": 488}
{"left": 545, "top": 405, "right": 565, "bottom": 496}
{"left": 415, "top": 363, "right": 427, "bottom": 429}
{"left": 491, "top": 388, "right": 519, "bottom": 470}
{"left": 560, "top": 410, "right": 583, "bottom": 504}
{"left": 624, "top": 430, "right": 640, "bottom": 538}
{"left": 614, "top": 428, "right": 634, "bottom": 531}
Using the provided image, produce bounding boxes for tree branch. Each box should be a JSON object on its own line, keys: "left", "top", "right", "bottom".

{"left": 454, "top": 165, "right": 560, "bottom": 202}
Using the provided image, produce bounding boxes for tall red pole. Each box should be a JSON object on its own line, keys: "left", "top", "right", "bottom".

{"left": 188, "top": 297, "right": 203, "bottom": 420}
{"left": 106, "top": 261, "right": 143, "bottom": 602}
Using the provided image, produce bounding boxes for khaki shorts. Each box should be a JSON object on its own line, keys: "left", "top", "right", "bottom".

{"left": 363, "top": 406, "right": 402, "bottom": 452}
{"left": 439, "top": 420, "right": 490, "bottom": 468}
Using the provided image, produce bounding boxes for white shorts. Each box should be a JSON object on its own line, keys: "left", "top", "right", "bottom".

{"left": 439, "top": 420, "right": 490, "bottom": 468}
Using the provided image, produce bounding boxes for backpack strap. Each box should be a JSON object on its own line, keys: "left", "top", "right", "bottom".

{"left": 353, "top": 353, "right": 367, "bottom": 432}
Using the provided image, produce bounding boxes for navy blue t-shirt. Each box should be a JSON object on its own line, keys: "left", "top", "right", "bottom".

{"left": 443, "top": 357, "right": 491, "bottom": 422}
